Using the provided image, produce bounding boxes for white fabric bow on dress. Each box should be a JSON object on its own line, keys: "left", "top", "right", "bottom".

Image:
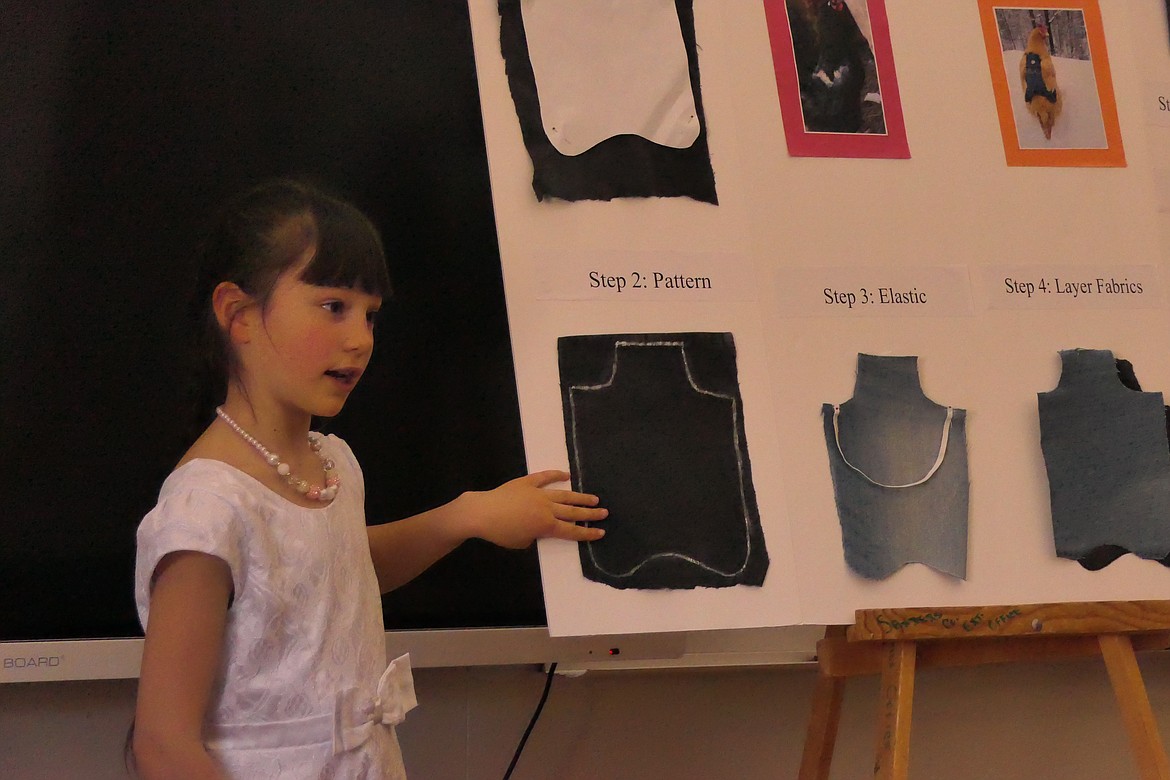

{"left": 332, "top": 653, "right": 417, "bottom": 755}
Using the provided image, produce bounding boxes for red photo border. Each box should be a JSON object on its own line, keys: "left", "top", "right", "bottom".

{"left": 762, "top": 0, "right": 910, "bottom": 159}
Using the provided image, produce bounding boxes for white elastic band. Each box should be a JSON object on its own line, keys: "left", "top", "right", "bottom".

{"left": 831, "top": 405, "right": 953, "bottom": 489}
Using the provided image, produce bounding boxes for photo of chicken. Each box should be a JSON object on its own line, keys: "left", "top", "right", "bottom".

{"left": 785, "top": 0, "right": 885, "bottom": 134}
{"left": 989, "top": 6, "right": 1108, "bottom": 151}
{"left": 1019, "top": 25, "right": 1063, "bottom": 139}
{"left": 764, "top": 0, "right": 909, "bottom": 157}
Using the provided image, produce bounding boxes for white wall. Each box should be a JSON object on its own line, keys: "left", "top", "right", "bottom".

{"left": 6, "top": 655, "right": 1170, "bottom": 778}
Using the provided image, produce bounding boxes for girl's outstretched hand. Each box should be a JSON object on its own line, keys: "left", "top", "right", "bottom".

{"left": 465, "top": 470, "right": 607, "bottom": 549}
{"left": 366, "top": 470, "right": 608, "bottom": 593}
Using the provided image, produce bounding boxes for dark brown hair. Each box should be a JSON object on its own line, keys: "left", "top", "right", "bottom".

{"left": 191, "top": 178, "right": 392, "bottom": 425}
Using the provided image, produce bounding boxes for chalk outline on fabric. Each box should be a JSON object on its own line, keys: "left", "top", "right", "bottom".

{"left": 830, "top": 404, "right": 954, "bottom": 489}
{"left": 568, "top": 340, "right": 754, "bottom": 580}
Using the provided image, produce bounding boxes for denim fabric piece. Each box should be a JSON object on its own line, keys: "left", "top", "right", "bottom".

{"left": 822, "top": 354, "right": 969, "bottom": 580}
{"left": 558, "top": 333, "right": 768, "bottom": 589}
{"left": 1038, "top": 349, "right": 1170, "bottom": 568}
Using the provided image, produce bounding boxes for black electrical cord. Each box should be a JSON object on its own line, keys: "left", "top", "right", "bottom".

{"left": 502, "top": 662, "right": 558, "bottom": 780}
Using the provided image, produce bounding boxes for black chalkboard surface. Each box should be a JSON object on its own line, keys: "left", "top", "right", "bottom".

{"left": 1, "top": 1, "right": 543, "bottom": 642}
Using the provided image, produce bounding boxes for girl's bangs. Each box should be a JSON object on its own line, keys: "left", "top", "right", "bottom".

{"left": 298, "top": 201, "right": 392, "bottom": 298}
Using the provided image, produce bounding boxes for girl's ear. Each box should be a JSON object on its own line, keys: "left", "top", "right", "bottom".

{"left": 212, "top": 282, "right": 256, "bottom": 344}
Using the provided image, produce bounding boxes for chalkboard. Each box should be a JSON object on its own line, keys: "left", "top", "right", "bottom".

{"left": 1, "top": 0, "right": 544, "bottom": 643}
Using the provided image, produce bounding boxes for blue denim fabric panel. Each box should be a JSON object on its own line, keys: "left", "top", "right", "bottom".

{"left": 1038, "top": 349, "right": 1170, "bottom": 563}
{"left": 822, "top": 355, "right": 969, "bottom": 580}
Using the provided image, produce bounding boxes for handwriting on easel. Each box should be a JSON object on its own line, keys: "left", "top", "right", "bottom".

{"left": 958, "top": 608, "right": 1023, "bottom": 633}
{"left": 875, "top": 607, "right": 1024, "bottom": 635}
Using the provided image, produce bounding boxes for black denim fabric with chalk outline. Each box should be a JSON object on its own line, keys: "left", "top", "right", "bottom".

{"left": 558, "top": 333, "right": 768, "bottom": 589}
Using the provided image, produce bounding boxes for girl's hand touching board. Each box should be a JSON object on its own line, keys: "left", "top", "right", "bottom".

{"left": 366, "top": 470, "right": 607, "bottom": 593}
{"left": 462, "top": 469, "right": 607, "bottom": 549}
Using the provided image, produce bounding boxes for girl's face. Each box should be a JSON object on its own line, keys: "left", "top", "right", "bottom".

{"left": 240, "top": 253, "right": 382, "bottom": 421}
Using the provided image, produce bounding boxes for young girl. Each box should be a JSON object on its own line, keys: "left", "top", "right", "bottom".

{"left": 132, "top": 179, "right": 607, "bottom": 779}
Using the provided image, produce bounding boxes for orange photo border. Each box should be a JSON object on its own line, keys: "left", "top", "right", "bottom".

{"left": 977, "top": 0, "right": 1125, "bottom": 167}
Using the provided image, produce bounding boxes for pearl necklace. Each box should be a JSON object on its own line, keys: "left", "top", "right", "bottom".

{"left": 215, "top": 406, "right": 340, "bottom": 502}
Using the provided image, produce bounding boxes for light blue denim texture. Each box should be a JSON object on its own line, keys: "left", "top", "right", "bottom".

{"left": 1038, "top": 348, "right": 1170, "bottom": 565}
{"left": 822, "top": 354, "right": 969, "bottom": 580}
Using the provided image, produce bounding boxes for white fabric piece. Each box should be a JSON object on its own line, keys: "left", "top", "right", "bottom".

{"left": 135, "top": 436, "right": 410, "bottom": 779}
{"left": 521, "top": 0, "right": 700, "bottom": 155}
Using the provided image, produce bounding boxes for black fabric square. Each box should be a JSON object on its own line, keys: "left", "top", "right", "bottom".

{"left": 558, "top": 333, "right": 768, "bottom": 589}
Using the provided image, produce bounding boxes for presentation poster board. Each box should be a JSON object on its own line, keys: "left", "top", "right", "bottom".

{"left": 468, "top": 0, "right": 1170, "bottom": 637}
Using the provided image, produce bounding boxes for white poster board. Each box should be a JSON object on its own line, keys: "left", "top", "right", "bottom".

{"left": 468, "top": 0, "right": 1170, "bottom": 636}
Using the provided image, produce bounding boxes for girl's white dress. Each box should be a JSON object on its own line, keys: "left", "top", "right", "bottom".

{"left": 136, "top": 435, "right": 414, "bottom": 779}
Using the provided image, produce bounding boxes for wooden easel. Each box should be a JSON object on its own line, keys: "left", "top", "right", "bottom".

{"left": 799, "top": 601, "right": 1170, "bottom": 779}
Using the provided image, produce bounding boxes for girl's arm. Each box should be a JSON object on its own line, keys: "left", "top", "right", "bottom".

{"left": 366, "top": 470, "right": 607, "bottom": 593}
{"left": 133, "top": 551, "right": 232, "bottom": 780}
